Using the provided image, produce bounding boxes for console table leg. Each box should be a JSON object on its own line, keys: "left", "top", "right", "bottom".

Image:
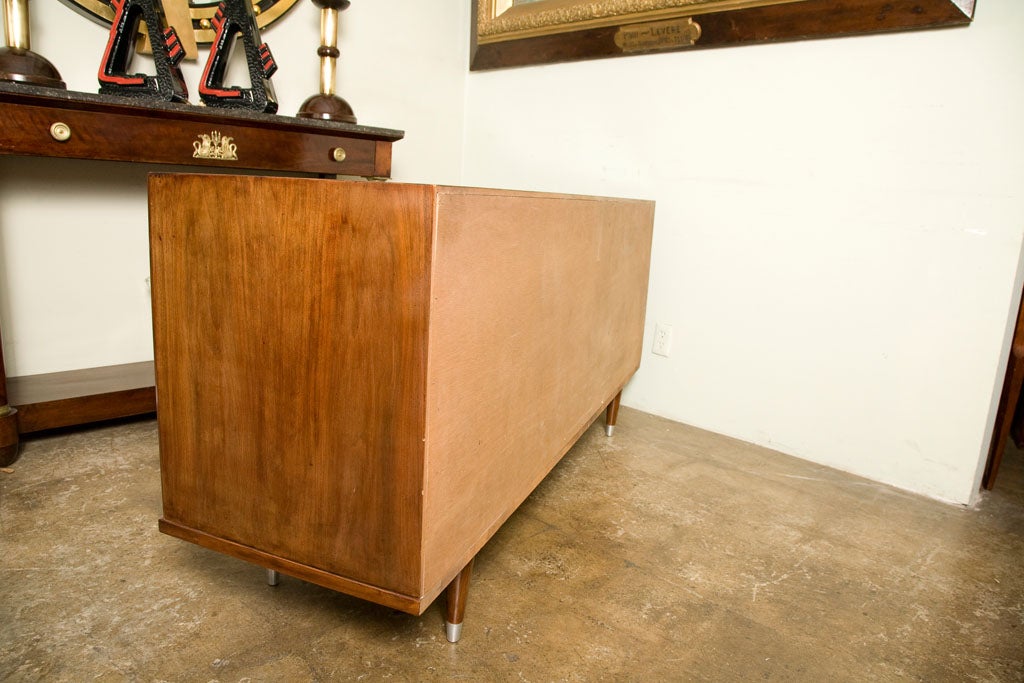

{"left": 444, "top": 558, "right": 474, "bottom": 643}
{"left": 604, "top": 390, "right": 622, "bottom": 437}
{"left": 0, "top": 406, "right": 18, "bottom": 467}
{"left": 0, "top": 330, "right": 21, "bottom": 467}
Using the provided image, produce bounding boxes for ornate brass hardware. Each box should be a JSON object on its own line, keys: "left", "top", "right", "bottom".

{"left": 331, "top": 147, "right": 346, "bottom": 162}
{"left": 192, "top": 130, "right": 238, "bottom": 160}
{"left": 49, "top": 122, "right": 71, "bottom": 141}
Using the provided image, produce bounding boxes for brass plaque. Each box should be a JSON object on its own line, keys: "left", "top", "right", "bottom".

{"left": 614, "top": 17, "right": 701, "bottom": 53}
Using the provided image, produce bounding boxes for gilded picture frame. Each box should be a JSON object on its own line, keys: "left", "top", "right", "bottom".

{"left": 470, "top": 0, "right": 975, "bottom": 70}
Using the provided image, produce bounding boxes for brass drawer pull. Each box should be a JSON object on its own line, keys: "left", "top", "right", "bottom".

{"left": 331, "top": 147, "right": 346, "bottom": 162}
{"left": 49, "top": 122, "right": 71, "bottom": 142}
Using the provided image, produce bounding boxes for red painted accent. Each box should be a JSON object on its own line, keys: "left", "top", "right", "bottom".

{"left": 260, "top": 44, "right": 277, "bottom": 77}
{"left": 199, "top": 13, "right": 243, "bottom": 99}
{"left": 99, "top": 73, "right": 146, "bottom": 85}
{"left": 165, "top": 31, "right": 182, "bottom": 57}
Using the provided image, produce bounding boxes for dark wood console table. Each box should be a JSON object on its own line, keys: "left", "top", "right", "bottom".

{"left": 0, "top": 82, "right": 403, "bottom": 466}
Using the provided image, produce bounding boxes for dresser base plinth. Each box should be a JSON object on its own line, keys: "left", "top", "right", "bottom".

{"left": 158, "top": 518, "right": 425, "bottom": 615}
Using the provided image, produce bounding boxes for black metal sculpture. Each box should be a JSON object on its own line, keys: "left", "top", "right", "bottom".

{"left": 97, "top": 0, "right": 188, "bottom": 103}
{"left": 199, "top": 0, "right": 278, "bottom": 114}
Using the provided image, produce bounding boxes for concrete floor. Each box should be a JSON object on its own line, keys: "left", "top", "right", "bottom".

{"left": 1, "top": 408, "right": 1022, "bottom": 682}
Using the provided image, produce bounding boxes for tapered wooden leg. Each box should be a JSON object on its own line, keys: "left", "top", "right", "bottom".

{"left": 444, "top": 558, "right": 473, "bottom": 643}
{"left": 0, "top": 329, "right": 20, "bottom": 467}
{"left": 604, "top": 390, "right": 622, "bottom": 437}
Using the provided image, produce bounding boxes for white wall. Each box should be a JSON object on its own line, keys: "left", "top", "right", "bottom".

{"left": 0, "top": 1, "right": 468, "bottom": 373}
{"left": 462, "top": 0, "right": 1024, "bottom": 504}
{"left": 5, "top": 1, "right": 1021, "bottom": 505}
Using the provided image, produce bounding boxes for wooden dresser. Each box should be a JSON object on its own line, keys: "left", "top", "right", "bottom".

{"left": 148, "top": 175, "right": 654, "bottom": 641}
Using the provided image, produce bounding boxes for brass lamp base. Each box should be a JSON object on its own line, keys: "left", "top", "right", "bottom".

{"left": 297, "top": 92, "right": 356, "bottom": 123}
{"left": 0, "top": 46, "right": 65, "bottom": 89}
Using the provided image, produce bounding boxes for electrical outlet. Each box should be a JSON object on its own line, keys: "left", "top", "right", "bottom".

{"left": 652, "top": 323, "right": 673, "bottom": 357}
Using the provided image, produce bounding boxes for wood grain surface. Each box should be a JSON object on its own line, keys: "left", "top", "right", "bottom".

{"left": 151, "top": 176, "right": 432, "bottom": 597}
{"left": 420, "top": 188, "right": 654, "bottom": 600}
{"left": 0, "top": 83, "right": 403, "bottom": 177}
{"left": 8, "top": 362, "right": 156, "bottom": 433}
{"left": 150, "top": 176, "right": 654, "bottom": 614}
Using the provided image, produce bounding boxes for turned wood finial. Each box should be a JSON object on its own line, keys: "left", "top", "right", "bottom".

{"left": 297, "top": 0, "right": 355, "bottom": 123}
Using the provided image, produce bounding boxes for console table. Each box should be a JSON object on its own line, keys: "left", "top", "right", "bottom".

{"left": 0, "top": 82, "right": 403, "bottom": 466}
